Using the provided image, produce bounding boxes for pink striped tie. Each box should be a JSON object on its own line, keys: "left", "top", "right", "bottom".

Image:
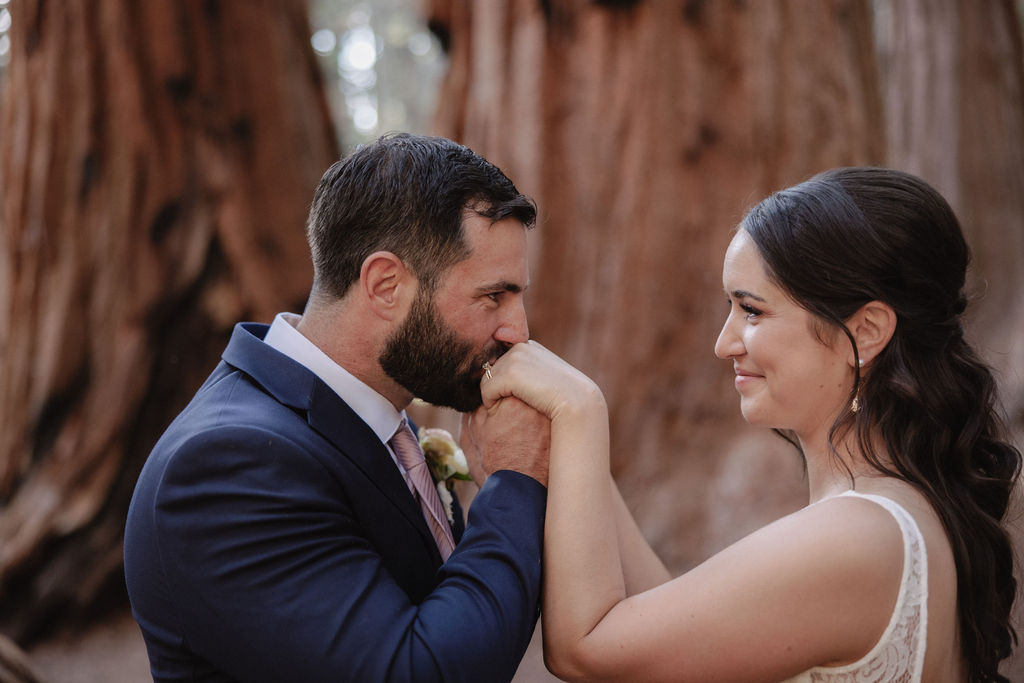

{"left": 390, "top": 420, "right": 456, "bottom": 561}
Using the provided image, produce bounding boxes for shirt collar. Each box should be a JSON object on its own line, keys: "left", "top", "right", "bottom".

{"left": 263, "top": 312, "right": 404, "bottom": 446}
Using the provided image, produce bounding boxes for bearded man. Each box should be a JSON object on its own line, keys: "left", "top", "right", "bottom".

{"left": 125, "top": 134, "right": 550, "bottom": 683}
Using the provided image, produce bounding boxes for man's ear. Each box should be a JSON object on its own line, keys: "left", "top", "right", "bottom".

{"left": 847, "top": 300, "right": 896, "bottom": 367}
{"left": 359, "top": 251, "right": 415, "bottom": 321}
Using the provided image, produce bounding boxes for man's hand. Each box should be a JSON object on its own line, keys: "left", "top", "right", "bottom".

{"left": 460, "top": 397, "right": 550, "bottom": 487}
{"left": 459, "top": 412, "right": 488, "bottom": 487}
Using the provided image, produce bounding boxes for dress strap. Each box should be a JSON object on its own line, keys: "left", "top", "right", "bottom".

{"left": 830, "top": 490, "right": 929, "bottom": 681}
{"left": 784, "top": 491, "right": 929, "bottom": 682}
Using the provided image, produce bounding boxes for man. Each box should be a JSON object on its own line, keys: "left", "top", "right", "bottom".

{"left": 124, "top": 133, "right": 549, "bottom": 682}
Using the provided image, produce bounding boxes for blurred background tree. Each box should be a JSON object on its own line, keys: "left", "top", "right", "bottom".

{"left": 423, "top": 1, "right": 1021, "bottom": 678}
{"left": 1, "top": 0, "right": 1022, "bottom": 681}
{"left": 0, "top": 0, "right": 338, "bottom": 659}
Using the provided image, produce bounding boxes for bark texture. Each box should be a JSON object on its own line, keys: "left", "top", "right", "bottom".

{"left": 880, "top": 1, "right": 1024, "bottom": 677}
{"left": 0, "top": 0, "right": 338, "bottom": 642}
{"left": 427, "top": 0, "right": 1024, "bottom": 678}
{"left": 428, "top": 0, "right": 882, "bottom": 568}
{"left": 881, "top": 0, "right": 1024, "bottom": 427}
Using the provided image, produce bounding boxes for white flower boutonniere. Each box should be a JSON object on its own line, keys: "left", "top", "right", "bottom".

{"left": 418, "top": 427, "right": 471, "bottom": 524}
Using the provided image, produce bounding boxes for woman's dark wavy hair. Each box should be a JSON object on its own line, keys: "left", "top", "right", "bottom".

{"left": 740, "top": 167, "right": 1021, "bottom": 682}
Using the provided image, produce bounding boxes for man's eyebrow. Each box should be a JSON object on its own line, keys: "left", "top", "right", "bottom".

{"left": 728, "top": 289, "right": 766, "bottom": 302}
{"left": 478, "top": 280, "right": 525, "bottom": 294}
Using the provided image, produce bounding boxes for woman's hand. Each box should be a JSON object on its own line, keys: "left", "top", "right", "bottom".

{"left": 481, "top": 341, "right": 605, "bottom": 423}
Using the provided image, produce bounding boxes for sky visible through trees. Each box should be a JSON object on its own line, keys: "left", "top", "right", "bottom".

{"left": 308, "top": 0, "right": 446, "bottom": 147}
{"left": 0, "top": 0, "right": 10, "bottom": 71}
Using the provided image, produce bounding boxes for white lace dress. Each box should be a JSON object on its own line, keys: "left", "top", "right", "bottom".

{"left": 782, "top": 491, "right": 928, "bottom": 682}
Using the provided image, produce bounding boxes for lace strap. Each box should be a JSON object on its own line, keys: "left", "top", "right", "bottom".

{"left": 799, "top": 491, "right": 929, "bottom": 682}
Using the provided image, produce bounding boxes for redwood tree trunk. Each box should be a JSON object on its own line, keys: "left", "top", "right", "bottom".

{"left": 882, "top": 0, "right": 1024, "bottom": 428}
{"left": 880, "top": 1, "right": 1024, "bottom": 676}
{"left": 427, "top": 1, "right": 1024, "bottom": 680}
{"left": 429, "top": 0, "right": 882, "bottom": 568}
{"left": 0, "top": 0, "right": 338, "bottom": 644}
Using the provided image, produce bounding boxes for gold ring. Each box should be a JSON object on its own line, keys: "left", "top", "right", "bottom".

{"left": 482, "top": 362, "right": 493, "bottom": 380}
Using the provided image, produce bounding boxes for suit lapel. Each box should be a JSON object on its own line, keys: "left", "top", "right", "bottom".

{"left": 222, "top": 323, "right": 441, "bottom": 561}
{"left": 305, "top": 380, "right": 439, "bottom": 556}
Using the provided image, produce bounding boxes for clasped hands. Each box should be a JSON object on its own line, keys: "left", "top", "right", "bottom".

{"left": 458, "top": 341, "right": 605, "bottom": 488}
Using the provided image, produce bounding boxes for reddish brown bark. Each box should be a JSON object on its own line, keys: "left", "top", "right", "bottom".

{"left": 882, "top": 0, "right": 1024, "bottom": 427}
{"left": 429, "top": 1, "right": 1024, "bottom": 678}
{"left": 428, "top": 0, "right": 883, "bottom": 569}
{"left": 881, "top": 2, "right": 1024, "bottom": 676}
{"left": 0, "top": 0, "right": 338, "bottom": 642}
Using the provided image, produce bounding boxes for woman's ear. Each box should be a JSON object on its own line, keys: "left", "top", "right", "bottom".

{"left": 847, "top": 300, "right": 896, "bottom": 367}
{"left": 359, "top": 251, "right": 415, "bottom": 321}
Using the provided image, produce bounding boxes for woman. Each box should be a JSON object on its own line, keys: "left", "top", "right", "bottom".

{"left": 480, "top": 168, "right": 1020, "bottom": 681}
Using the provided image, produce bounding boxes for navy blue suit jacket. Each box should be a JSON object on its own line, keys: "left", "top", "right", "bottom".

{"left": 124, "top": 323, "right": 546, "bottom": 682}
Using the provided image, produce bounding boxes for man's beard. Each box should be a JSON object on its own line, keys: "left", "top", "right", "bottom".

{"left": 379, "top": 290, "right": 504, "bottom": 412}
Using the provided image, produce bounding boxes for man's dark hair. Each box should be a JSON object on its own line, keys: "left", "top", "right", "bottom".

{"left": 306, "top": 133, "right": 536, "bottom": 298}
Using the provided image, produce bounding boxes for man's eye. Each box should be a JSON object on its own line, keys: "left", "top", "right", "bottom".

{"left": 486, "top": 292, "right": 501, "bottom": 302}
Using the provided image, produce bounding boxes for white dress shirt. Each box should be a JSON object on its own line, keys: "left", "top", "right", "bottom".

{"left": 263, "top": 312, "right": 412, "bottom": 484}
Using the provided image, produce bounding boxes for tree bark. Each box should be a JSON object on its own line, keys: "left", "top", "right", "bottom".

{"left": 881, "top": 0, "right": 1024, "bottom": 429}
{"left": 879, "top": 1, "right": 1024, "bottom": 676}
{"left": 0, "top": 0, "right": 338, "bottom": 642}
{"left": 429, "top": 1, "right": 1024, "bottom": 679}
{"left": 428, "top": 0, "right": 882, "bottom": 569}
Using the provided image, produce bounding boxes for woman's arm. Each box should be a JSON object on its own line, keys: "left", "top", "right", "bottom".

{"left": 483, "top": 343, "right": 905, "bottom": 682}
{"left": 480, "top": 343, "right": 628, "bottom": 674}
{"left": 540, "top": 387, "right": 622, "bottom": 676}
{"left": 553, "top": 494, "right": 907, "bottom": 681}
{"left": 612, "top": 478, "right": 671, "bottom": 594}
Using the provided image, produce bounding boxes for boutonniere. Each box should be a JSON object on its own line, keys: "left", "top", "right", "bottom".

{"left": 418, "top": 427, "right": 472, "bottom": 524}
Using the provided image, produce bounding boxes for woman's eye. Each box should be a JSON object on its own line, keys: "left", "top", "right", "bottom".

{"left": 740, "top": 303, "right": 762, "bottom": 319}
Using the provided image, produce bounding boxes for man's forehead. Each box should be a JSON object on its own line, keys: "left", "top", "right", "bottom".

{"left": 441, "top": 220, "right": 529, "bottom": 290}
{"left": 462, "top": 210, "right": 526, "bottom": 236}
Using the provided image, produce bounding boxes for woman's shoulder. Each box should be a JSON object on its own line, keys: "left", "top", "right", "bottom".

{"left": 748, "top": 492, "right": 911, "bottom": 661}
{"left": 757, "top": 490, "right": 907, "bottom": 565}
{"left": 635, "top": 489, "right": 914, "bottom": 675}
{"left": 715, "top": 492, "right": 907, "bottom": 597}
{"left": 779, "top": 490, "right": 922, "bottom": 605}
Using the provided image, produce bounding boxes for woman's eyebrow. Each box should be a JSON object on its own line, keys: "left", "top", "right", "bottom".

{"left": 728, "top": 289, "right": 766, "bottom": 302}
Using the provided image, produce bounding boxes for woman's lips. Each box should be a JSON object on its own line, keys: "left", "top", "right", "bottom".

{"left": 733, "top": 367, "right": 763, "bottom": 388}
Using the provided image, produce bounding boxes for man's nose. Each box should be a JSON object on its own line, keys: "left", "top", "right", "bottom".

{"left": 495, "top": 300, "right": 529, "bottom": 345}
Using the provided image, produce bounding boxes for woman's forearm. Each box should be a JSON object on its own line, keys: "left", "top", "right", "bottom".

{"left": 612, "top": 479, "right": 671, "bottom": 594}
{"left": 542, "top": 390, "right": 622, "bottom": 678}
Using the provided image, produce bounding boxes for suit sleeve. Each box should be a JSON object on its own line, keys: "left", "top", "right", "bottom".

{"left": 149, "top": 425, "right": 545, "bottom": 683}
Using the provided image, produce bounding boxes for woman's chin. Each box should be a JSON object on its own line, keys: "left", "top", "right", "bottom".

{"left": 738, "top": 403, "right": 779, "bottom": 429}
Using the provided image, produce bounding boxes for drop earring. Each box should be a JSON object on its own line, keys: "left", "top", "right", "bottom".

{"left": 851, "top": 359, "right": 865, "bottom": 412}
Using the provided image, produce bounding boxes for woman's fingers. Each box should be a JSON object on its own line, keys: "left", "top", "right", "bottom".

{"left": 481, "top": 341, "right": 601, "bottom": 420}
{"left": 481, "top": 343, "right": 548, "bottom": 410}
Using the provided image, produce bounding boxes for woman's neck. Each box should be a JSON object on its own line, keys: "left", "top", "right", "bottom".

{"left": 800, "top": 429, "right": 891, "bottom": 504}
